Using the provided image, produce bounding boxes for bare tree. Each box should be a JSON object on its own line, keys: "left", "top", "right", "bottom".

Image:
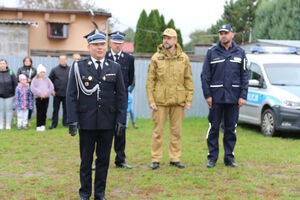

{"left": 19, "top": 0, "right": 96, "bottom": 10}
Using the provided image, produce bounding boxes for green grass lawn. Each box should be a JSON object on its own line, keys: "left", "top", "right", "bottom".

{"left": 0, "top": 118, "right": 299, "bottom": 200}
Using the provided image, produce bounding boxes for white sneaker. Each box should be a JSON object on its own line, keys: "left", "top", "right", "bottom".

{"left": 41, "top": 126, "right": 45, "bottom": 131}
{"left": 36, "top": 126, "right": 41, "bottom": 131}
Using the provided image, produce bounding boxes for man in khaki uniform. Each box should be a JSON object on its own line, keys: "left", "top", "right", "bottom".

{"left": 146, "top": 28, "right": 194, "bottom": 170}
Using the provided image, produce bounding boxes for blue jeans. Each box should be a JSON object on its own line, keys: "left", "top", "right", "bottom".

{"left": 0, "top": 97, "right": 13, "bottom": 129}
{"left": 126, "top": 105, "right": 136, "bottom": 127}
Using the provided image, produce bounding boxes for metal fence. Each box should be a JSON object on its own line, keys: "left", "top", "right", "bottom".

{"left": 133, "top": 60, "right": 208, "bottom": 118}
{"left": 0, "top": 55, "right": 209, "bottom": 119}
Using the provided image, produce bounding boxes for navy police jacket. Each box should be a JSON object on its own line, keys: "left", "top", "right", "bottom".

{"left": 201, "top": 41, "right": 249, "bottom": 104}
{"left": 106, "top": 51, "right": 134, "bottom": 89}
{"left": 66, "top": 57, "right": 127, "bottom": 130}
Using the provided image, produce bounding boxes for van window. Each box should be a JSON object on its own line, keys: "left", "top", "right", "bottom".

{"left": 249, "top": 63, "right": 266, "bottom": 88}
{"left": 264, "top": 63, "right": 300, "bottom": 86}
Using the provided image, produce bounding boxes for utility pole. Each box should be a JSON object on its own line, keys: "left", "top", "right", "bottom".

{"left": 249, "top": 27, "right": 253, "bottom": 43}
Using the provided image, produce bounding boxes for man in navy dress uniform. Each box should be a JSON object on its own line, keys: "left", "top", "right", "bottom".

{"left": 66, "top": 29, "right": 127, "bottom": 200}
{"left": 105, "top": 31, "right": 135, "bottom": 169}
{"left": 201, "top": 24, "right": 249, "bottom": 168}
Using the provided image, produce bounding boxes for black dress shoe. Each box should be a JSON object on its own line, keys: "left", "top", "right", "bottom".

{"left": 225, "top": 161, "right": 238, "bottom": 167}
{"left": 49, "top": 125, "right": 56, "bottom": 129}
{"left": 150, "top": 162, "right": 160, "bottom": 169}
{"left": 169, "top": 162, "right": 185, "bottom": 168}
{"left": 94, "top": 197, "right": 106, "bottom": 200}
{"left": 116, "top": 163, "right": 132, "bottom": 169}
{"left": 206, "top": 160, "right": 216, "bottom": 168}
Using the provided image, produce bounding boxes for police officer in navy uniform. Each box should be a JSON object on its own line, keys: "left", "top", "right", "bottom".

{"left": 105, "top": 31, "right": 135, "bottom": 169}
{"left": 201, "top": 24, "right": 248, "bottom": 168}
{"left": 66, "top": 29, "right": 127, "bottom": 200}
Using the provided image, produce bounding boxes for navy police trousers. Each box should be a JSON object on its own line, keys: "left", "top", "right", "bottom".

{"left": 206, "top": 103, "right": 239, "bottom": 163}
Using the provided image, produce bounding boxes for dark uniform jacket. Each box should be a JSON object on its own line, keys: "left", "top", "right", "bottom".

{"left": 49, "top": 65, "right": 70, "bottom": 97}
{"left": 66, "top": 57, "right": 127, "bottom": 130}
{"left": 105, "top": 51, "right": 134, "bottom": 89}
{"left": 201, "top": 41, "right": 249, "bottom": 104}
{"left": 0, "top": 68, "right": 17, "bottom": 98}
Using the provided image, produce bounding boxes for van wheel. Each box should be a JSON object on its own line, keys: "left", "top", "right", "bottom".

{"left": 261, "top": 109, "right": 277, "bottom": 137}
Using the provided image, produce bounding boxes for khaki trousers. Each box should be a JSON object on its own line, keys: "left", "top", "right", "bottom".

{"left": 151, "top": 105, "right": 185, "bottom": 162}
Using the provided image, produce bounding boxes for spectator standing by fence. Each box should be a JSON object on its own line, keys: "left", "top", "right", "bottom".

{"left": 14, "top": 74, "right": 33, "bottom": 130}
{"left": 49, "top": 55, "right": 70, "bottom": 129}
{"left": 0, "top": 59, "right": 18, "bottom": 130}
{"left": 30, "top": 64, "right": 54, "bottom": 131}
{"left": 17, "top": 57, "right": 36, "bottom": 126}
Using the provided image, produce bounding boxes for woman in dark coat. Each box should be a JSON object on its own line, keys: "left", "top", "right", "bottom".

{"left": 0, "top": 59, "right": 17, "bottom": 130}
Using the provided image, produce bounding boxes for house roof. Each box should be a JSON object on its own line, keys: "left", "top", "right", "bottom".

{"left": 0, "top": 19, "right": 38, "bottom": 26}
{"left": 0, "top": 7, "right": 111, "bottom": 17}
{"left": 257, "top": 39, "right": 300, "bottom": 48}
{"left": 123, "top": 42, "right": 134, "bottom": 53}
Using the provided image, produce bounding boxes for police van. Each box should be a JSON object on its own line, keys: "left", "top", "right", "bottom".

{"left": 239, "top": 46, "right": 300, "bottom": 136}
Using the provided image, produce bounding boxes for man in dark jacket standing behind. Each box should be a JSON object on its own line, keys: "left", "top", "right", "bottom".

{"left": 49, "top": 54, "right": 70, "bottom": 129}
{"left": 105, "top": 31, "right": 135, "bottom": 169}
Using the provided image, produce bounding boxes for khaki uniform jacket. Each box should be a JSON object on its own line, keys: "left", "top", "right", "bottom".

{"left": 146, "top": 44, "right": 194, "bottom": 106}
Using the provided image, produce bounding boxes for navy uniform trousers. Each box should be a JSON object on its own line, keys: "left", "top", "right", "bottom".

{"left": 79, "top": 129, "right": 114, "bottom": 198}
{"left": 106, "top": 51, "right": 134, "bottom": 165}
{"left": 207, "top": 103, "right": 239, "bottom": 162}
{"left": 113, "top": 93, "right": 127, "bottom": 165}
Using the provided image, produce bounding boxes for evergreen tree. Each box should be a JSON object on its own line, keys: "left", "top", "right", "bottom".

{"left": 134, "top": 9, "right": 184, "bottom": 52}
{"left": 209, "top": 0, "right": 260, "bottom": 44}
{"left": 123, "top": 28, "right": 135, "bottom": 42}
{"left": 152, "top": 9, "right": 165, "bottom": 46}
{"left": 184, "top": 29, "right": 213, "bottom": 51}
{"left": 166, "top": 19, "right": 184, "bottom": 49}
{"left": 134, "top": 9, "right": 148, "bottom": 52}
{"left": 159, "top": 15, "right": 166, "bottom": 32}
{"left": 166, "top": 19, "right": 175, "bottom": 29}
{"left": 253, "top": 0, "right": 300, "bottom": 40}
{"left": 176, "top": 29, "right": 184, "bottom": 50}
{"left": 147, "top": 10, "right": 162, "bottom": 52}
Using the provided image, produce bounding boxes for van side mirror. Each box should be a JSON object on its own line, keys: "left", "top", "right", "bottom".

{"left": 249, "top": 79, "right": 260, "bottom": 87}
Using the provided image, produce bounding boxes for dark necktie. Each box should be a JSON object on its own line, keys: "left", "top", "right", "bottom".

{"left": 115, "top": 54, "right": 119, "bottom": 62}
{"left": 96, "top": 61, "right": 101, "bottom": 77}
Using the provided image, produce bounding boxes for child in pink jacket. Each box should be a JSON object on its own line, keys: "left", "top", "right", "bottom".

{"left": 30, "top": 64, "right": 54, "bottom": 131}
{"left": 14, "top": 74, "right": 33, "bottom": 130}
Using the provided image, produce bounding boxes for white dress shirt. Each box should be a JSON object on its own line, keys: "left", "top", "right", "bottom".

{"left": 111, "top": 49, "right": 122, "bottom": 61}
{"left": 91, "top": 56, "right": 105, "bottom": 70}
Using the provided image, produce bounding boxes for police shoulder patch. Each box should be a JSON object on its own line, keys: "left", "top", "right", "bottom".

{"left": 233, "top": 57, "right": 242, "bottom": 62}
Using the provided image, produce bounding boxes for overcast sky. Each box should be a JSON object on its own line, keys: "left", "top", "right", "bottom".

{"left": 0, "top": 0, "right": 227, "bottom": 43}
